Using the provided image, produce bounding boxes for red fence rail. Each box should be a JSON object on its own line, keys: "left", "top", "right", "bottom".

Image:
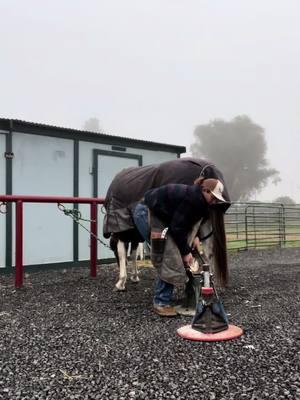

{"left": 0, "top": 195, "right": 105, "bottom": 288}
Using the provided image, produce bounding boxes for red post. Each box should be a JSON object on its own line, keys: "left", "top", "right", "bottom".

{"left": 15, "top": 200, "right": 23, "bottom": 288}
{"left": 0, "top": 195, "right": 105, "bottom": 288}
{"left": 90, "top": 202, "right": 98, "bottom": 277}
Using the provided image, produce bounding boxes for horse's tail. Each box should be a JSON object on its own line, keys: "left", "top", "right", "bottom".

{"left": 211, "top": 208, "right": 228, "bottom": 287}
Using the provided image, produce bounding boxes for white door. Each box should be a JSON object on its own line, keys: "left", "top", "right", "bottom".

{"left": 94, "top": 150, "right": 142, "bottom": 259}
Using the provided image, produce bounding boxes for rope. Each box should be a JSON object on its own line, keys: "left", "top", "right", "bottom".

{"left": 57, "top": 203, "right": 111, "bottom": 249}
{"left": 57, "top": 203, "right": 148, "bottom": 274}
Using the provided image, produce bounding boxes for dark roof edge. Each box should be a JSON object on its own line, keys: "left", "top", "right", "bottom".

{"left": 0, "top": 118, "right": 186, "bottom": 154}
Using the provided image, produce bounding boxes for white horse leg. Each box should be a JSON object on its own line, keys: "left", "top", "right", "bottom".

{"left": 202, "top": 235, "right": 214, "bottom": 273}
{"left": 130, "top": 246, "right": 140, "bottom": 283}
{"left": 187, "top": 220, "right": 202, "bottom": 273}
{"left": 115, "top": 241, "right": 127, "bottom": 291}
{"left": 197, "top": 218, "right": 214, "bottom": 273}
{"left": 188, "top": 220, "right": 202, "bottom": 247}
{"left": 136, "top": 243, "right": 144, "bottom": 261}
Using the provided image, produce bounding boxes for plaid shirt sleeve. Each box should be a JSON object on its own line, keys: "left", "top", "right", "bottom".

{"left": 169, "top": 200, "right": 196, "bottom": 255}
{"left": 169, "top": 186, "right": 209, "bottom": 255}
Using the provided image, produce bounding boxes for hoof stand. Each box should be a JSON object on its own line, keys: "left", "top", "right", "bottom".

{"left": 177, "top": 324, "right": 243, "bottom": 342}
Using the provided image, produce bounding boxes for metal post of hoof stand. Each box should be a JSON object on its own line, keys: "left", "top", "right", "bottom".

{"left": 177, "top": 264, "right": 243, "bottom": 342}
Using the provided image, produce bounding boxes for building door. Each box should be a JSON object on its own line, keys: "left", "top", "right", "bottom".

{"left": 93, "top": 150, "right": 142, "bottom": 259}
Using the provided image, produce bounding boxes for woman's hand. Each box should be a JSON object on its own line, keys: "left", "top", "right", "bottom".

{"left": 182, "top": 253, "right": 193, "bottom": 267}
{"left": 193, "top": 236, "right": 200, "bottom": 249}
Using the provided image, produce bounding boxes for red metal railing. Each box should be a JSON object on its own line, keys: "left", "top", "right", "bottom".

{"left": 0, "top": 195, "right": 105, "bottom": 288}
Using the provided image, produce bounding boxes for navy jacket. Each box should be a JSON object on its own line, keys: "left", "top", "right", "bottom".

{"left": 144, "top": 184, "right": 209, "bottom": 256}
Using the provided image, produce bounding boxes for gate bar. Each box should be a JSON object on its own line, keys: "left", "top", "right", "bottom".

{"left": 15, "top": 200, "right": 23, "bottom": 288}
{"left": 0, "top": 195, "right": 105, "bottom": 288}
{"left": 90, "top": 202, "right": 98, "bottom": 278}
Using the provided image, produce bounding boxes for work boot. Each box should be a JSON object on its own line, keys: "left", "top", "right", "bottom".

{"left": 153, "top": 304, "right": 177, "bottom": 317}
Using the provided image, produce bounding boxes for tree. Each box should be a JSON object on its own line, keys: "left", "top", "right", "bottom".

{"left": 273, "top": 196, "right": 295, "bottom": 205}
{"left": 83, "top": 117, "right": 101, "bottom": 133}
{"left": 191, "top": 115, "right": 280, "bottom": 201}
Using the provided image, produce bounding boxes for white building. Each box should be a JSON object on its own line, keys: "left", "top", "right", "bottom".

{"left": 0, "top": 119, "right": 185, "bottom": 271}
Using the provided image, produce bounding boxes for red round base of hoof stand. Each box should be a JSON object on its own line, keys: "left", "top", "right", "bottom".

{"left": 177, "top": 324, "right": 243, "bottom": 342}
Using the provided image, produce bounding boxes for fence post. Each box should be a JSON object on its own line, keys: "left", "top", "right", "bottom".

{"left": 253, "top": 206, "right": 257, "bottom": 248}
{"left": 245, "top": 206, "right": 248, "bottom": 250}
{"left": 15, "top": 200, "right": 23, "bottom": 288}
{"left": 90, "top": 202, "right": 98, "bottom": 278}
{"left": 235, "top": 208, "right": 239, "bottom": 239}
{"left": 280, "top": 204, "right": 286, "bottom": 247}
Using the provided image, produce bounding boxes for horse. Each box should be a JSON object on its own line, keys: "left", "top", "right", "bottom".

{"left": 103, "top": 157, "right": 230, "bottom": 291}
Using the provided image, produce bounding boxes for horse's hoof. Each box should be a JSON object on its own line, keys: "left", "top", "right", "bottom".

{"left": 113, "top": 286, "right": 126, "bottom": 292}
{"left": 130, "top": 276, "right": 140, "bottom": 283}
{"left": 114, "top": 282, "right": 126, "bottom": 291}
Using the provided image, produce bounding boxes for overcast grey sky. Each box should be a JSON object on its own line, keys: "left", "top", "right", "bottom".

{"left": 1, "top": 0, "right": 299, "bottom": 201}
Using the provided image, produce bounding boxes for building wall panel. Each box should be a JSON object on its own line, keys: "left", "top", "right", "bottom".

{"left": 12, "top": 133, "right": 74, "bottom": 266}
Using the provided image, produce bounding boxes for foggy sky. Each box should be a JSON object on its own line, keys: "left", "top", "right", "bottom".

{"left": 1, "top": 0, "right": 299, "bottom": 202}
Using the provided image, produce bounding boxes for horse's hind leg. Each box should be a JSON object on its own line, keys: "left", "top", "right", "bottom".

{"left": 137, "top": 243, "right": 144, "bottom": 260}
{"left": 130, "top": 242, "right": 140, "bottom": 283}
{"left": 115, "top": 240, "right": 128, "bottom": 291}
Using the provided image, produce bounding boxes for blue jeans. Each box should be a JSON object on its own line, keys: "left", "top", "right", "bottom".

{"left": 133, "top": 203, "right": 174, "bottom": 306}
{"left": 132, "top": 203, "right": 150, "bottom": 244}
{"left": 153, "top": 277, "right": 174, "bottom": 306}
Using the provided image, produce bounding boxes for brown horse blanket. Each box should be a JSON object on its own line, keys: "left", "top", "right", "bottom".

{"left": 103, "top": 157, "right": 230, "bottom": 237}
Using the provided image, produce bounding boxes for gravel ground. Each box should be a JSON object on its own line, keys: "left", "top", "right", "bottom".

{"left": 0, "top": 248, "right": 299, "bottom": 400}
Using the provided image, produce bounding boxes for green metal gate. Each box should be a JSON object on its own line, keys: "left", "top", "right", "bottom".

{"left": 225, "top": 203, "right": 300, "bottom": 250}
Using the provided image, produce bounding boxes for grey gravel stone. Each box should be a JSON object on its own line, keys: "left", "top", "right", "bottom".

{"left": 0, "top": 248, "right": 299, "bottom": 400}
